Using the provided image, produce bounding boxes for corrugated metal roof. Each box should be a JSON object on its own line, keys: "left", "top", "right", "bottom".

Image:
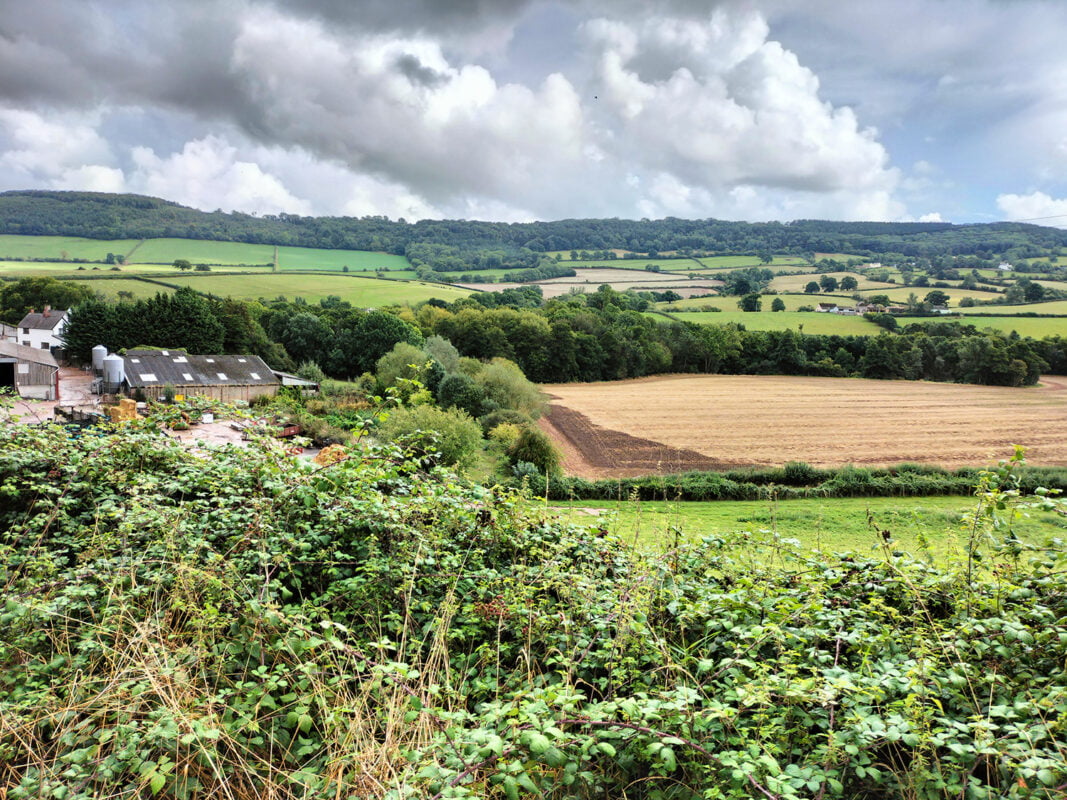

{"left": 17, "top": 310, "right": 67, "bottom": 331}
{"left": 121, "top": 353, "right": 281, "bottom": 388}
{"left": 0, "top": 340, "right": 60, "bottom": 367}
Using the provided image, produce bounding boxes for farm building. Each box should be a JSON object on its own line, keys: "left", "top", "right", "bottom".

{"left": 1, "top": 323, "right": 17, "bottom": 343}
{"left": 16, "top": 306, "right": 68, "bottom": 352}
{"left": 113, "top": 350, "right": 281, "bottom": 402}
{"left": 0, "top": 340, "right": 59, "bottom": 400}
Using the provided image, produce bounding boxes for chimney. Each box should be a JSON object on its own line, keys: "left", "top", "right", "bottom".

{"left": 43, "top": 305, "right": 51, "bottom": 318}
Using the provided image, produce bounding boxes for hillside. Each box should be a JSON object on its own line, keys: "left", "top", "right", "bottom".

{"left": 2, "top": 190, "right": 1067, "bottom": 257}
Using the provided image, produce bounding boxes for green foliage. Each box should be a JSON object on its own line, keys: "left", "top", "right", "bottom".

{"left": 506, "top": 425, "right": 562, "bottom": 476}
{"left": 0, "top": 276, "right": 95, "bottom": 324}
{"left": 1, "top": 423, "right": 1065, "bottom": 799}
{"left": 376, "top": 403, "right": 483, "bottom": 467}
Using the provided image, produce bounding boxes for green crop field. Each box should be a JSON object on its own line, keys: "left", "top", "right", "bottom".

{"left": 160, "top": 273, "right": 474, "bottom": 305}
{"left": 930, "top": 315, "right": 1067, "bottom": 337}
{"left": 665, "top": 309, "right": 882, "bottom": 335}
{"left": 546, "top": 495, "right": 1067, "bottom": 560}
{"left": 0, "top": 234, "right": 142, "bottom": 261}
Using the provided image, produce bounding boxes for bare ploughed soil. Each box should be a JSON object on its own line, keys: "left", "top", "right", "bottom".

{"left": 539, "top": 374, "right": 1067, "bottom": 479}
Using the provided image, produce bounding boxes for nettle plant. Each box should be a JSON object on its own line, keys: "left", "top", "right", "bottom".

{"left": 0, "top": 411, "right": 1065, "bottom": 799}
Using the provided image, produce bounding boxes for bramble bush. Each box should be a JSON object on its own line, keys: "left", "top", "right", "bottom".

{"left": 0, "top": 417, "right": 1065, "bottom": 799}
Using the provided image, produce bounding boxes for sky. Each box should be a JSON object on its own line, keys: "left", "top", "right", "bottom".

{"left": 2, "top": 0, "right": 1067, "bottom": 226}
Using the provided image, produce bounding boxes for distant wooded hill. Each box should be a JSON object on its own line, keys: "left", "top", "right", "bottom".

{"left": 2, "top": 189, "right": 1066, "bottom": 258}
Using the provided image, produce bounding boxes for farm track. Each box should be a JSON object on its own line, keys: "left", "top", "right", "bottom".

{"left": 541, "top": 374, "right": 1067, "bottom": 478}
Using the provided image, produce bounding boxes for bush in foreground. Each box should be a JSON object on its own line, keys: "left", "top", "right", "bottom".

{"left": 0, "top": 421, "right": 1065, "bottom": 799}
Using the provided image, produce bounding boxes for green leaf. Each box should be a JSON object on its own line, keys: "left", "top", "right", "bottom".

{"left": 1036, "top": 769, "right": 1055, "bottom": 787}
{"left": 150, "top": 772, "right": 167, "bottom": 795}
{"left": 503, "top": 776, "right": 519, "bottom": 800}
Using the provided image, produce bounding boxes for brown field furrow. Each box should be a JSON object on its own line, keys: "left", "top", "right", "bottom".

{"left": 540, "top": 374, "right": 1067, "bottom": 477}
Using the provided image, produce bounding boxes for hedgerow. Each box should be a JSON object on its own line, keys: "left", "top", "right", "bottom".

{"left": 1, "top": 419, "right": 1065, "bottom": 798}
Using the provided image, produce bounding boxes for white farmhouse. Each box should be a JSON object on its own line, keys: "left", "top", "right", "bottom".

{"left": 16, "top": 306, "right": 68, "bottom": 352}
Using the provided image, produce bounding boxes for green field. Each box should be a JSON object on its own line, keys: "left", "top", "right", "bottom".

{"left": 663, "top": 292, "right": 838, "bottom": 312}
{"left": 770, "top": 271, "right": 894, "bottom": 293}
{"left": 928, "top": 315, "right": 1067, "bottom": 337}
{"left": 692, "top": 255, "right": 808, "bottom": 270}
{"left": 558, "top": 259, "right": 682, "bottom": 271}
{"left": 547, "top": 496, "right": 1067, "bottom": 560}
{"left": 160, "top": 273, "right": 474, "bottom": 305}
{"left": 856, "top": 286, "right": 1004, "bottom": 306}
{"left": 0, "top": 260, "right": 190, "bottom": 279}
{"left": 0, "top": 234, "right": 142, "bottom": 261}
{"left": 667, "top": 309, "right": 882, "bottom": 335}
{"left": 77, "top": 278, "right": 172, "bottom": 300}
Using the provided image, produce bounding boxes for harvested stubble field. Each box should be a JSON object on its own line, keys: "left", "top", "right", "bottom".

{"left": 540, "top": 373, "right": 1067, "bottom": 478}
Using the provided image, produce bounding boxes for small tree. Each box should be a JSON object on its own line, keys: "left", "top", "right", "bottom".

{"left": 924, "top": 289, "right": 951, "bottom": 307}
{"left": 507, "top": 426, "right": 561, "bottom": 476}
{"left": 770, "top": 297, "right": 786, "bottom": 312}
{"left": 737, "top": 293, "right": 762, "bottom": 312}
{"left": 173, "top": 259, "right": 192, "bottom": 271}
{"left": 839, "top": 275, "right": 858, "bottom": 291}
{"left": 804, "top": 281, "right": 820, "bottom": 294}
{"left": 819, "top": 274, "right": 839, "bottom": 292}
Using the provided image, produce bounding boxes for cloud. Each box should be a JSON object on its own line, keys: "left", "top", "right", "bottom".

{"left": 996, "top": 192, "right": 1067, "bottom": 226}
{"left": 0, "top": 0, "right": 914, "bottom": 221}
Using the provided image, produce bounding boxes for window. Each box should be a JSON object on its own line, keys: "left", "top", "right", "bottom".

{"left": 140, "top": 373, "right": 158, "bottom": 382}
{"left": 173, "top": 356, "right": 188, "bottom": 363}
{"left": 41, "top": 342, "right": 49, "bottom": 349}
{"left": 182, "top": 372, "right": 193, "bottom": 382}
{"left": 22, "top": 327, "right": 29, "bottom": 334}
{"left": 249, "top": 372, "right": 261, "bottom": 380}
{"left": 217, "top": 372, "right": 228, "bottom": 381}
{"left": 17, "top": 364, "right": 29, "bottom": 374}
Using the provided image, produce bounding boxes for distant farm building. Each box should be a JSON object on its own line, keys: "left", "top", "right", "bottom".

{"left": 106, "top": 350, "right": 282, "bottom": 402}
{"left": 0, "top": 340, "right": 59, "bottom": 400}
{"left": 16, "top": 306, "right": 68, "bottom": 352}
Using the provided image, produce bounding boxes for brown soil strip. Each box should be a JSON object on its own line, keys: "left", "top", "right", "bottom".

{"left": 541, "top": 403, "right": 740, "bottom": 479}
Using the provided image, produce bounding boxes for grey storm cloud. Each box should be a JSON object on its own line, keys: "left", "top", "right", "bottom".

{"left": 2, "top": 0, "right": 1063, "bottom": 222}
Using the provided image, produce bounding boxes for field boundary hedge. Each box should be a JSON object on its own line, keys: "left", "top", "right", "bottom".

{"left": 518, "top": 461, "right": 1067, "bottom": 501}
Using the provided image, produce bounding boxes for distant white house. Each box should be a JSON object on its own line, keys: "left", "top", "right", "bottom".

{"left": 16, "top": 306, "right": 68, "bottom": 352}
{"left": 997, "top": 262, "right": 1014, "bottom": 272}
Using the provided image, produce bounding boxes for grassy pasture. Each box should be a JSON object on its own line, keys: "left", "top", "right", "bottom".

{"left": 660, "top": 293, "right": 833, "bottom": 312}
{"left": 160, "top": 273, "right": 473, "bottom": 305}
{"left": 770, "top": 271, "right": 894, "bottom": 293}
{"left": 547, "top": 496, "right": 1067, "bottom": 559}
{"left": 668, "top": 309, "right": 882, "bottom": 335}
{"left": 855, "top": 286, "right": 1003, "bottom": 306}
{"left": 77, "top": 278, "right": 171, "bottom": 300}
{"left": 926, "top": 316, "right": 1067, "bottom": 338}
{"left": 0, "top": 260, "right": 186, "bottom": 279}
{"left": 558, "top": 259, "right": 684, "bottom": 271}
{"left": 957, "top": 299, "right": 1067, "bottom": 316}
{"left": 0, "top": 234, "right": 141, "bottom": 261}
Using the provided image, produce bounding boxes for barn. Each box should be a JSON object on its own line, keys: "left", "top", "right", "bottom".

{"left": 117, "top": 350, "right": 281, "bottom": 402}
{"left": 0, "top": 340, "right": 60, "bottom": 400}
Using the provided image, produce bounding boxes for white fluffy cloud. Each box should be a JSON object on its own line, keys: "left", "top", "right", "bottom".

{"left": 997, "top": 192, "right": 1067, "bottom": 226}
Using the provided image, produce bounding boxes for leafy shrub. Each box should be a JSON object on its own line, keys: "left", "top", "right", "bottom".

{"left": 376, "top": 404, "right": 483, "bottom": 468}
{"left": 507, "top": 425, "right": 561, "bottom": 476}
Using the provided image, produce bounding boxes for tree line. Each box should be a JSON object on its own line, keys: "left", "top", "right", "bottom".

{"left": 4, "top": 190, "right": 1067, "bottom": 261}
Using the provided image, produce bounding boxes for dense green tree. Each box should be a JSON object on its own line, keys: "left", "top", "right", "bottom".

{"left": 804, "top": 281, "right": 820, "bottom": 293}
{"left": 818, "top": 274, "right": 839, "bottom": 292}
{"left": 771, "top": 297, "right": 786, "bottom": 312}
{"left": 839, "top": 275, "right": 859, "bottom": 291}
{"left": 737, "top": 293, "right": 762, "bottom": 312}
{"left": 0, "top": 277, "right": 96, "bottom": 324}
